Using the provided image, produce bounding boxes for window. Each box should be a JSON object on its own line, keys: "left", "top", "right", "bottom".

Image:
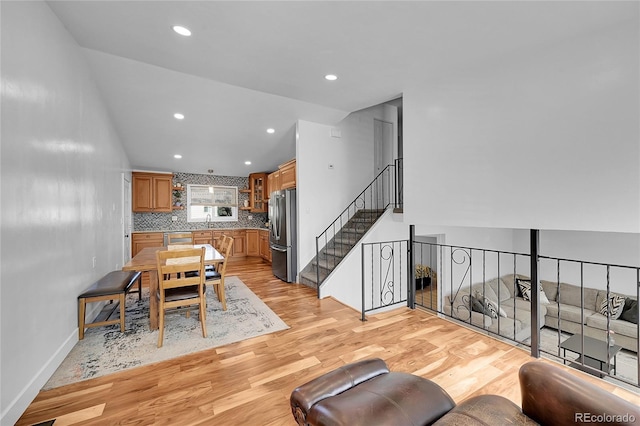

{"left": 187, "top": 184, "right": 238, "bottom": 222}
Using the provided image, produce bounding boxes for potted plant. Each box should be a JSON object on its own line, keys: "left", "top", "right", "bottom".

{"left": 173, "top": 189, "right": 182, "bottom": 207}
{"left": 415, "top": 265, "right": 437, "bottom": 290}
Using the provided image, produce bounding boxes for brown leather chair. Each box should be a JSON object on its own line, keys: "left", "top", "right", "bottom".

{"left": 291, "top": 358, "right": 640, "bottom": 426}
{"left": 290, "top": 358, "right": 455, "bottom": 426}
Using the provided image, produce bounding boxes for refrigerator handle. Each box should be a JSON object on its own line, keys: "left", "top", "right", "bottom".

{"left": 270, "top": 245, "right": 287, "bottom": 253}
{"left": 274, "top": 195, "right": 281, "bottom": 240}
{"left": 269, "top": 199, "right": 275, "bottom": 237}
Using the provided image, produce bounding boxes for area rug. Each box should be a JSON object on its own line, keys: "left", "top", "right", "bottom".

{"left": 44, "top": 276, "right": 289, "bottom": 390}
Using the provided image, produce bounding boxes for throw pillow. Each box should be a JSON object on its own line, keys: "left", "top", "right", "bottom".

{"left": 497, "top": 302, "right": 508, "bottom": 318}
{"left": 620, "top": 298, "right": 638, "bottom": 324}
{"left": 598, "top": 294, "right": 626, "bottom": 320}
{"left": 516, "top": 279, "right": 550, "bottom": 304}
{"left": 472, "top": 292, "right": 507, "bottom": 318}
{"left": 539, "top": 289, "right": 551, "bottom": 305}
{"left": 470, "top": 295, "right": 499, "bottom": 319}
{"left": 517, "top": 279, "right": 532, "bottom": 301}
{"left": 482, "top": 297, "right": 504, "bottom": 318}
{"left": 470, "top": 295, "right": 488, "bottom": 316}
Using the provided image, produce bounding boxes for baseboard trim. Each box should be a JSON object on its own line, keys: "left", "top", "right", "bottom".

{"left": 0, "top": 306, "right": 97, "bottom": 426}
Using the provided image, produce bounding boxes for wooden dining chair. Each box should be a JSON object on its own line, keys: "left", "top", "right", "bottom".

{"left": 217, "top": 234, "right": 231, "bottom": 253}
{"left": 208, "top": 235, "right": 231, "bottom": 272}
{"left": 205, "top": 238, "right": 234, "bottom": 311}
{"left": 167, "top": 232, "right": 194, "bottom": 245}
{"left": 156, "top": 247, "right": 206, "bottom": 348}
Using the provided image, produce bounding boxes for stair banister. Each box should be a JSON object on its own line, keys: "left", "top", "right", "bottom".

{"left": 313, "top": 164, "right": 396, "bottom": 292}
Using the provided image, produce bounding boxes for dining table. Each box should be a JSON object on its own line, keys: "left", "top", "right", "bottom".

{"left": 122, "top": 243, "right": 224, "bottom": 330}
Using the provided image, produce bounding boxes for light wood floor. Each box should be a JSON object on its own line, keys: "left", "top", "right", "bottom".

{"left": 18, "top": 259, "right": 639, "bottom": 425}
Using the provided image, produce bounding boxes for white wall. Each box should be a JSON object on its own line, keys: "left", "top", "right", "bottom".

{"left": 513, "top": 229, "right": 640, "bottom": 296}
{"left": 403, "top": 18, "right": 640, "bottom": 233}
{"left": 297, "top": 104, "right": 396, "bottom": 271}
{"left": 1, "top": 2, "right": 130, "bottom": 423}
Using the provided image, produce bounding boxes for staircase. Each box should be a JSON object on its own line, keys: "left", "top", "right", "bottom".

{"left": 300, "top": 209, "right": 386, "bottom": 288}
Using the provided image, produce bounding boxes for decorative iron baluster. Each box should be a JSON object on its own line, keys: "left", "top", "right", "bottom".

{"left": 379, "top": 243, "right": 395, "bottom": 306}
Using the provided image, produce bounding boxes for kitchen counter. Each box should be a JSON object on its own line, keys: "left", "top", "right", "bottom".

{"left": 132, "top": 227, "right": 269, "bottom": 233}
{"left": 131, "top": 228, "right": 272, "bottom": 264}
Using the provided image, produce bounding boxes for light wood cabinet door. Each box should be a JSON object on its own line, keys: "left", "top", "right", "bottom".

{"left": 249, "top": 173, "right": 268, "bottom": 213}
{"left": 193, "top": 230, "right": 212, "bottom": 245}
{"left": 132, "top": 175, "right": 153, "bottom": 211}
{"left": 246, "top": 230, "right": 259, "bottom": 257}
{"left": 267, "top": 171, "right": 280, "bottom": 196}
{"left": 231, "top": 230, "right": 246, "bottom": 257}
{"left": 279, "top": 159, "right": 296, "bottom": 189}
{"left": 131, "top": 232, "right": 164, "bottom": 256}
{"left": 152, "top": 176, "right": 173, "bottom": 212}
{"left": 259, "top": 230, "right": 271, "bottom": 262}
{"left": 131, "top": 232, "right": 163, "bottom": 287}
{"left": 132, "top": 173, "right": 173, "bottom": 212}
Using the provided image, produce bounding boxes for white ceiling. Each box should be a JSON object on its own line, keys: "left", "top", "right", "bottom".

{"left": 47, "top": 1, "right": 634, "bottom": 176}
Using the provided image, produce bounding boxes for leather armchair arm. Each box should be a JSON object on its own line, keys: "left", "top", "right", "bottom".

{"left": 290, "top": 358, "right": 390, "bottom": 426}
{"left": 520, "top": 361, "right": 640, "bottom": 425}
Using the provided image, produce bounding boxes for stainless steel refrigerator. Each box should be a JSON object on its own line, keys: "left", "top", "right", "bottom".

{"left": 269, "top": 189, "right": 297, "bottom": 282}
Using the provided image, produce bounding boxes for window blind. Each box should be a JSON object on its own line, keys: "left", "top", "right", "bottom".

{"left": 188, "top": 185, "right": 237, "bottom": 207}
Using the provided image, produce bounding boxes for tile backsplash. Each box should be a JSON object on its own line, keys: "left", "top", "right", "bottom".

{"left": 133, "top": 172, "right": 268, "bottom": 231}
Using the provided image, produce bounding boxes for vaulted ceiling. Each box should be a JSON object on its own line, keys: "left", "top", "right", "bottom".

{"left": 47, "top": 1, "right": 633, "bottom": 176}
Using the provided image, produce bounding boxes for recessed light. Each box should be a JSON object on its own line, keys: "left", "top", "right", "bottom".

{"left": 266, "top": 128, "right": 275, "bottom": 134}
{"left": 325, "top": 74, "right": 338, "bottom": 81}
{"left": 172, "top": 25, "right": 192, "bottom": 36}
{"left": 174, "top": 154, "right": 182, "bottom": 159}
{"left": 245, "top": 161, "right": 252, "bottom": 165}
{"left": 174, "top": 113, "right": 184, "bottom": 120}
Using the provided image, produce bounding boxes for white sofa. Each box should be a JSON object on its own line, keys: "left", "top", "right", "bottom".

{"left": 443, "top": 275, "right": 546, "bottom": 342}
{"left": 534, "top": 276, "right": 638, "bottom": 352}
{"left": 444, "top": 274, "right": 638, "bottom": 352}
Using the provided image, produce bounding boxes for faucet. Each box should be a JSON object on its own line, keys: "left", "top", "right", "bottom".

{"left": 205, "top": 214, "right": 211, "bottom": 228}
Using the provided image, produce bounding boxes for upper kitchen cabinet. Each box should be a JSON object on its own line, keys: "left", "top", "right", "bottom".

{"left": 267, "top": 171, "right": 280, "bottom": 199}
{"left": 132, "top": 172, "right": 173, "bottom": 213}
{"left": 268, "top": 159, "right": 296, "bottom": 193}
{"left": 249, "top": 172, "right": 268, "bottom": 213}
{"left": 279, "top": 159, "right": 296, "bottom": 190}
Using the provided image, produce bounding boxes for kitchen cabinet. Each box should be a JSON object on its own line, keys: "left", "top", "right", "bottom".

{"left": 279, "top": 159, "right": 296, "bottom": 190}
{"left": 132, "top": 172, "right": 173, "bottom": 212}
{"left": 132, "top": 232, "right": 164, "bottom": 256}
{"left": 231, "top": 230, "right": 246, "bottom": 257}
{"left": 246, "top": 230, "right": 259, "bottom": 257}
{"left": 192, "top": 230, "right": 212, "bottom": 245}
{"left": 131, "top": 228, "right": 272, "bottom": 267}
{"left": 259, "top": 229, "right": 271, "bottom": 263}
{"left": 131, "top": 232, "right": 163, "bottom": 287}
{"left": 267, "top": 171, "right": 280, "bottom": 197}
{"left": 249, "top": 173, "right": 268, "bottom": 213}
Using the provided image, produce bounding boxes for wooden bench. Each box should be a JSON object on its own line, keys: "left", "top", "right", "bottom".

{"left": 78, "top": 271, "right": 142, "bottom": 339}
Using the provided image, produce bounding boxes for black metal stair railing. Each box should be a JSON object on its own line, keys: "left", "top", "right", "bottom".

{"left": 314, "top": 164, "right": 397, "bottom": 294}
{"left": 394, "top": 158, "right": 403, "bottom": 211}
